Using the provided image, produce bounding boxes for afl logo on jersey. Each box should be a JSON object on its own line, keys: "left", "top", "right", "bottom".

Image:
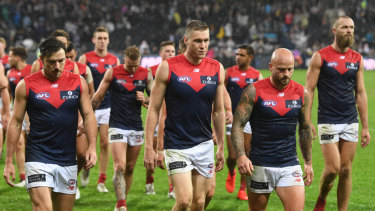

{"left": 177, "top": 76, "right": 191, "bottom": 83}
{"left": 262, "top": 100, "right": 277, "bottom": 107}
{"left": 90, "top": 63, "right": 98, "bottom": 68}
{"left": 35, "top": 92, "right": 50, "bottom": 100}
{"left": 327, "top": 62, "right": 338, "bottom": 67}
{"left": 230, "top": 77, "right": 240, "bottom": 82}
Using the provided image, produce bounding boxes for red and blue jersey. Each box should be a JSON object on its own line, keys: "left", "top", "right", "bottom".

{"left": 317, "top": 46, "right": 360, "bottom": 124}
{"left": 85, "top": 51, "right": 118, "bottom": 109}
{"left": 109, "top": 65, "right": 148, "bottom": 131}
{"left": 226, "top": 65, "right": 260, "bottom": 112}
{"left": 149, "top": 64, "right": 159, "bottom": 79}
{"left": 75, "top": 61, "right": 87, "bottom": 78}
{"left": 249, "top": 78, "right": 304, "bottom": 167}
{"left": 0, "top": 54, "right": 10, "bottom": 72}
{"left": 24, "top": 71, "right": 82, "bottom": 166}
{"left": 164, "top": 55, "right": 220, "bottom": 149}
{"left": 7, "top": 64, "right": 32, "bottom": 99}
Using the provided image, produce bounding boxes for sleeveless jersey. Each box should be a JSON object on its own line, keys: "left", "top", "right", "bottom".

{"left": 84, "top": 51, "right": 118, "bottom": 109}
{"left": 226, "top": 65, "right": 260, "bottom": 112}
{"left": 317, "top": 46, "right": 361, "bottom": 124}
{"left": 249, "top": 78, "right": 304, "bottom": 167}
{"left": 110, "top": 65, "right": 148, "bottom": 131}
{"left": 8, "top": 64, "right": 32, "bottom": 99}
{"left": 0, "top": 54, "right": 10, "bottom": 72}
{"left": 24, "top": 71, "right": 82, "bottom": 166}
{"left": 149, "top": 64, "right": 159, "bottom": 79}
{"left": 38, "top": 58, "right": 75, "bottom": 73}
{"left": 75, "top": 61, "right": 87, "bottom": 78}
{"left": 164, "top": 54, "right": 220, "bottom": 149}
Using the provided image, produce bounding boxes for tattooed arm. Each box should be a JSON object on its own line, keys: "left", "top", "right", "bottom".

{"left": 231, "top": 84, "right": 256, "bottom": 175}
{"left": 298, "top": 88, "right": 314, "bottom": 186}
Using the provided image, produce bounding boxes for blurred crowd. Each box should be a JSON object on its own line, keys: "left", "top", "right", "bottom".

{"left": 0, "top": 0, "right": 374, "bottom": 68}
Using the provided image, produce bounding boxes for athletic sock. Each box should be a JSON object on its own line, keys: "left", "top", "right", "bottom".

{"left": 146, "top": 176, "right": 154, "bottom": 184}
{"left": 98, "top": 173, "right": 107, "bottom": 184}
{"left": 20, "top": 173, "right": 26, "bottom": 181}
{"left": 116, "top": 199, "right": 126, "bottom": 208}
{"left": 239, "top": 182, "right": 246, "bottom": 191}
{"left": 169, "top": 183, "right": 173, "bottom": 192}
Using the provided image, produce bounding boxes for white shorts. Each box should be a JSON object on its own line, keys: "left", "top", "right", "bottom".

{"left": 108, "top": 127, "right": 144, "bottom": 146}
{"left": 95, "top": 108, "right": 110, "bottom": 125}
{"left": 164, "top": 140, "right": 214, "bottom": 178}
{"left": 318, "top": 123, "right": 358, "bottom": 144}
{"left": 246, "top": 165, "right": 304, "bottom": 193}
{"left": 226, "top": 122, "right": 252, "bottom": 135}
{"left": 25, "top": 162, "right": 77, "bottom": 194}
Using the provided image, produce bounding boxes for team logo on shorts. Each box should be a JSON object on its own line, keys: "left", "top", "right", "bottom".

{"left": 169, "top": 161, "right": 187, "bottom": 170}
{"left": 250, "top": 180, "right": 269, "bottom": 190}
{"left": 177, "top": 76, "right": 191, "bottom": 83}
{"left": 262, "top": 100, "right": 277, "bottom": 107}
{"left": 28, "top": 174, "right": 46, "bottom": 183}
{"left": 35, "top": 92, "right": 50, "bottom": 100}
{"left": 292, "top": 171, "right": 301, "bottom": 177}
{"left": 321, "top": 134, "right": 334, "bottom": 140}
{"left": 208, "top": 163, "right": 214, "bottom": 168}
{"left": 68, "top": 179, "right": 76, "bottom": 190}
{"left": 110, "top": 134, "right": 123, "bottom": 140}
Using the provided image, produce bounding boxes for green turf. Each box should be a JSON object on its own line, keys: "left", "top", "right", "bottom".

{"left": 0, "top": 69, "right": 374, "bottom": 210}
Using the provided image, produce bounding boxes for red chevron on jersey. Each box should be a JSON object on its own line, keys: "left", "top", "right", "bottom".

{"left": 112, "top": 65, "right": 148, "bottom": 92}
{"left": 254, "top": 78, "right": 304, "bottom": 117}
{"left": 25, "top": 71, "right": 82, "bottom": 109}
{"left": 149, "top": 64, "right": 159, "bottom": 78}
{"left": 319, "top": 45, "right": 361, "bottom": 75}
{"left": 226, "top": 65, "right": 260, "bottom": 88}
{"left": 85, "top": 51, "right": 118, "bottom": 74}
{"left": 167, "top": 55, "right": 220, "bottom": 93}
{"left": 75, "top": 61, "right": 87, "bottom": 77}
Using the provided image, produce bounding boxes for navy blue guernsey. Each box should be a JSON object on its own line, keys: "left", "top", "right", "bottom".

{"left": 164, "top": 55, "right": 220, "bottom": 149}
{"left": 109, "top": 65, "right": 148, "bottom": 131}
{"left": 24, "top": 71, "right": 82, "bottom": 166}
{"left": 226, "top": 65, "right": 260, "bottom": 112}
{"left": 317, "top": 46, "right": 361, "bottom": 124}
{"left": 250, "top": 78, "right": 304, "bottom": 167}
{"left": 85, "top": 51, "right": 117, "bottom": 109}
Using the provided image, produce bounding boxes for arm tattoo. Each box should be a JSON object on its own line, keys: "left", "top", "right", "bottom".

{"left": 298, "top": 92, "right": 312, "bottom": 163}
{"left": 232, "top": 85, "right": 255, "bottom": 158}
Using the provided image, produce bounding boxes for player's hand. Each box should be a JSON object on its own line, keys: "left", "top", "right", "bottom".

{"left": 303, "top": 162, "right": 313, "bottom": 186}
{"left": 85, "top": 146, "right": 97, "bottom": 170}
{"left": 156, "top": 150, "right": 165, "bottom": 169}
{"left": 142, "top": 102, "right": 149, "bottom": 108}
{"left": 136, "top": 91, "right": 146, "bottom": 103}
{"left": 144, "top": 147, "right": 157, "bottom": 173}
{"left": 215, "top": 148, "right": 225, "bottom": 172}
{"left": 3, "top": 162, "right": 15, "bottom": 187}
{"left": 309, "top": 122, "right": 317, "bottom": 140}
{"left": 225, "top": 110, "right": 233, "bottom": 124}
{"left": 361, "top": 128, "right": 371, "bottom": 148}
{"left": 237, "top": 154, "right": 254, "bottom": 175}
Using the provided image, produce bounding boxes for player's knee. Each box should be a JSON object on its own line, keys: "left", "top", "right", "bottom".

{"left": 32, "top": 200, "right": 52, "bottom": 211}
{"left": 192, "top": 198, "right": 205, "bottom": 210}
{"left": 176, "top": 197, "right": 192, "bottom": 210}
{"left": 99, "top": 139, "right": 109, "bottom": 149}
{"left": 16, "top": 140, "right": 24, "bottom": 150}
{"left": 206, "top": 184, "right": 216, "bottom": 199}
{"left": 114, "top": 162, "right": 126, "bottom": 173}
{"left": 339, "top": 166, "right": 352, "bottom": 179}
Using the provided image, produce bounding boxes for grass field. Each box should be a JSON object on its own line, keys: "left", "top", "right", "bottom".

{"left": 0, "top": 69, "right": 374, "bottom": 211}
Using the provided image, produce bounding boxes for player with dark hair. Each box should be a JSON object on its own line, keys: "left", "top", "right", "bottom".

{"left": 306, "top": 16, "right": 371, "bottom": 211}
{"left": 6, "top": 46, "right": 32, "bottom": 187}
{"left": 79, "top": 27, "right": 120, "bottom": 192}
{"left": 3, "top": 37, "right": 97, "bottom": 211}
{"left": 92, "top": 45, "right": 152, "bottom": 211}
{"left": 144, "top": 20, "right": 225, "bottom": 211}
{"left": 224, "top": 44, "right": 263, "bottom": 200}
